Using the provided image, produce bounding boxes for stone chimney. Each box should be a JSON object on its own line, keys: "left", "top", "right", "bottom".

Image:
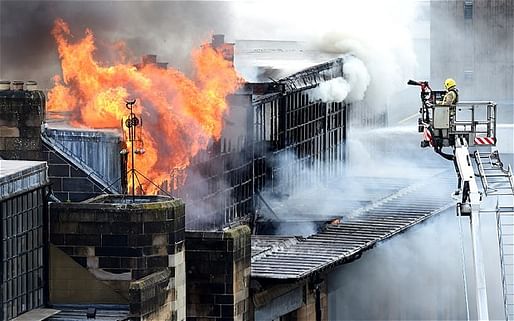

{"left": 212, "top": 34, "right": 225, "bottom": 49}
{"left": 0, "top": 80, "right": 45, "bottom": 160}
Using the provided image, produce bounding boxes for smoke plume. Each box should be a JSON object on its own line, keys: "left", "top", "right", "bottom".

{"left": 232, "top": 0, "right": 417, "bottom": 107}
{"left": 309, "top": 55, "right": 370, "bottom": 103}
{"left": 0, "top": 1, "right": 233, "bottom": 88}
{"left": 257, "top": 126, "right": 448, "bottom": 237}
{"left": 328, "top": 206, "right": 507, "bottom": 320}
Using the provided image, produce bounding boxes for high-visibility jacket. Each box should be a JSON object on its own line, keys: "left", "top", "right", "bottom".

{"left": 442, "top": 88, "right": 459, "bottom": 105}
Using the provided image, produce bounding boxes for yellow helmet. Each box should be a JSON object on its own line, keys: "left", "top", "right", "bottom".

{"left": 444, "top": 78, "right": 456, "bottom": 90}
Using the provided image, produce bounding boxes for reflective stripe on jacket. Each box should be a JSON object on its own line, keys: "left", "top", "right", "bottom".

{"left": 442, "top": 89, "right": 458, "bottom": 105}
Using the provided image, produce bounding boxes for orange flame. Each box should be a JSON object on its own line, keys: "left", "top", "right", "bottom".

{"left": 47, "top": 18, "right": 241, "bottom": 193}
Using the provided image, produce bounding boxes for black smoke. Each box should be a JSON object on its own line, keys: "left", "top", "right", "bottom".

{"left": 0, "top": 0, "right": 233, "bottom": 89}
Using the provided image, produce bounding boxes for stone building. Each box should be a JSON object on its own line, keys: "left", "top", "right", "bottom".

{"left": 431, "top": 0, "right": 514, "bottom": 105}
{"left": 0, "top": 33, "right": 470, "bottom": 321}
{"left": 48, "top": 195, "right": 186, "bottom": 321}
{"left": 0, "top": 80, "right": 125, "bottom": 202}
{"left": 0, "top": 160, "right": 49, "bottom": 320}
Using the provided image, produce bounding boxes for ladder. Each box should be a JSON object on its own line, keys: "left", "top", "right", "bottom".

{"left": 475, "top": 149, "right": 514, "bottom": 320}
{"left": 474, "top": 149, "right": 514, "bottom": 197}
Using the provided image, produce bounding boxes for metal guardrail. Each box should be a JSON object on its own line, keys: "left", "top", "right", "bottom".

{"left": 475, "top": 149, "right": 514, "bottom": 320}
{"left": 496, "top": 206, "right": 514, "bottom": 321}
{"left": 453, "top": 101, "right": 497, "bottom": 142}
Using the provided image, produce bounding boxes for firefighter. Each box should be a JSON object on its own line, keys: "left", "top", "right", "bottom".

{"left": 441, "top": 78, "right": 459, "bottom": 134}
{"left": 431, "top": 78, "right": 459, "bottom": 156}
{"left": 433, "top": 77, "right": 459, "bottom": 134}
{"left": 442, "top": 78, "right": 459, "bottom": 105}
{"left": 441, "top": 78, "right": 462, "bottom": 198}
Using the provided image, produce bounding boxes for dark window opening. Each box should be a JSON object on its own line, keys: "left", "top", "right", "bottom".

{"left": 464, "top": 2, "right": 473, "bottom": 20}
{"left": 464, "top": 70, "right": 474, "bottom": 81}
{"left": 1, "top": 189, "right": 45, "bottom": 320}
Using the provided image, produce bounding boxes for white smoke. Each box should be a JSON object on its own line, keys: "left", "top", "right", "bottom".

{"left": 310, "top": 77, "right": 351, "bottom": 103}
{"left": 232, "top": 0, "right": 417, "bottom": 106}
{"left": 309, "top": 55, "right": 370, "bottom": 103}
{"left": 344, "top": 56, "right": 372, "bottom": 101}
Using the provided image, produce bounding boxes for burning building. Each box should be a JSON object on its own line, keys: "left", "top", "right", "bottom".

{"left": 0, "top": 31, "right": 386, "bottom": 320}
{"left": 0, "top": 14, "right": 475, "bottom": 321}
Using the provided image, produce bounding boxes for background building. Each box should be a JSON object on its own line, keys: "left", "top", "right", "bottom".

{"left": 0, "top": 160, "right": 48, "bottom": 320}
{"left": 431, "top": 0, "right": 513, "bottom": 110}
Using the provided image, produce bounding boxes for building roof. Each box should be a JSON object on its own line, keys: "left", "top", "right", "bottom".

{"left": 257, "top": 176, "right": 418, "bottom": 223}
{"left": 41, "top": 128, "right": 122, "bottom": 193}
{"left": 0, "top": 160, "right": 48, "bottom": 200}
{"left": 251, "top": 172, "right": 455, "bottom": 280}
{"left": 12, "top": 308, "right": 60, "bottom": 321}
{"left": 45, "top": 305, "right": 129, "bottom": 321}
{"left": 234, "top": 40, "right": 340, "bottom": 83}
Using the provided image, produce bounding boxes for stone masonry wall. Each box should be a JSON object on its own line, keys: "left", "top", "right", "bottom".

{"left": 49, "top": 195, "right": 185, "bottom": 320}
{"left": 295, "top": 281, "right": 328, "bottom": 321}
{"left": 186, "top": 225, "right": 251, "bottom": 321}
{"left": 43, "top": 144, "right": 108, "bottom": 202}
{"left": 0, "top": 89, "right": 45, "bottom": 160}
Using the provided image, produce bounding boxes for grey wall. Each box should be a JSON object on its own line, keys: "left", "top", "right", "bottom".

{"left": 430, "top": 0, "right": 514, "bottom": 118}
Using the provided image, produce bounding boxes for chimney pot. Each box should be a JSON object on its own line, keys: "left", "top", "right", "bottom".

{"left": 142, "top": 54, "right": 157, "bottom": 65}
{"left": 157, "top": 62, "right": 168, "bottom": 69}
{"left": 0, "top": 80, "right": 10, "bottom": 91}
{"left": 26, "top": 80, "right": 38, "bottom": 91}
{"left": 12, "top": 81, "right": 24, "bottom": 91}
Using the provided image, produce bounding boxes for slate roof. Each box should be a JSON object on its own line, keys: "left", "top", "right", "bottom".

{"left": 251, "top": 173, "right": 455, "bottom": 279}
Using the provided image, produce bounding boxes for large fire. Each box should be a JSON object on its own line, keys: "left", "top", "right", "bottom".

{"left": 47, "top": 19, "right": 241, "bottom": 193}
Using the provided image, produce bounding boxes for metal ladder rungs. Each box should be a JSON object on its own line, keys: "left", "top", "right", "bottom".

{"left": 487, "top": 184, "right": 512, "bottom": 188}
{"left": 487, "top": 175, "right": 511, "bottom": 180}
{"left": 487, "top": 186, "right": 512, "bottom": 191}
{"left": 486, "top": 191, "right": 512, "bottom": 196}
{"left": 477, "top": 153, "right": 491, "bottom": 157}
{"left": 483, "top": 173, "right": 510, "bottom": 178}
{"left": 487, "top": 188, "right": 512, "bottom": 192}
{"left": 484, "top": 175, "right": 511, "bottom": 180}
{"left": 482, "top": 167, "right": 506, "bottom": 171}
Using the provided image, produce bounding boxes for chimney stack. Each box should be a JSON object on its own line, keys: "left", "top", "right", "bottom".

{"left": 212, "top": 34, "right": 225, "bottom": 49}
{"left": 142, "top": 54, "right": 157, "bottom": 66}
